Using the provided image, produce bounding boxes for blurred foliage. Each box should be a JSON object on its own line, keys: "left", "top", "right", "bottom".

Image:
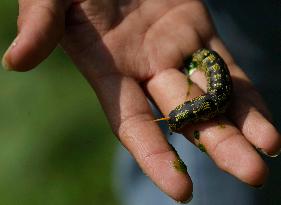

{"left": 0, "top": 1, "right": 120, "bottom": 204}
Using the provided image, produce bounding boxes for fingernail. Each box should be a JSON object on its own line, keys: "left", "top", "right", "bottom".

{"left": 1, "top": 56, "right": 11, "bottom": 71}
{"left": 252, "top": 184, "right": 265, "bottom": 190}
{"left": 257, "top": 147, "right": 281, "bottom": 158}
{"left": 1, "top": 36, "right": 19, "bottom": 71}
{"left": 176, "top": 193, "right": 193, "bottom": 204}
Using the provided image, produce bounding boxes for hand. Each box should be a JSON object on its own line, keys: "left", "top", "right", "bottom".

{"left": 2, "top": 0, "right": 281, "bottom": 202}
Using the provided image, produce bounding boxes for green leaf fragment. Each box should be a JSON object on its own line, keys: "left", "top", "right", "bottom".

{"left": 173, "top": 158, "right": 187, "bottom": 173}
{"left": 198, "top": 143, "right": 207, "bottom": 153}
{"left": 193, "top": 130, "right": 200, "bottom": 140}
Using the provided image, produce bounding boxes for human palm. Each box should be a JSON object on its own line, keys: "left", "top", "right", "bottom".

{"left": 3, "top": 0, "right": 281, "bottom": 202}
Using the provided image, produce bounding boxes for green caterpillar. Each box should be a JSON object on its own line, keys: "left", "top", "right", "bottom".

{"left": 167, "top": 48, "right": 233, "bottom": 132}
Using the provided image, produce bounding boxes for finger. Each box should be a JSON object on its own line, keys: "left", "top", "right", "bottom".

{"left": 207, "top": 36, "right": 271, "bottom": 117}
{"left": 80, "top": 70, "right": 192, "bottom": 202}
{"left": 146, "top": 69, "right": 268, "bottom": 186}
{"left": 208, "top": 36, "right": 281, "bottom": 156}
{"left": 1, "top": 0, "right": 71, "bottom": 71}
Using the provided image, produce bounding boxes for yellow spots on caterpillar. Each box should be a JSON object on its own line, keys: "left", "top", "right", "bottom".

{"left": 213, "top": 73, "right": 222, "bottom": 80}
{"left": 165, "top": 48, "right": 233, "bottom": 132}
{"left": 207, "top": 54, "right": 216, "bottom": 63}
{"left": 211, "top": 64, "right": 220, "bottom": 72}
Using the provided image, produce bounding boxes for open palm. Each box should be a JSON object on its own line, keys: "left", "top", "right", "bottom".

{"left": 3, "top": 0, "right": 281, "bottom": 201}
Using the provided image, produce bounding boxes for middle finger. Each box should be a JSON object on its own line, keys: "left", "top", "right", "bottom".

{"left": 146, "top": 68, "right": 268, "bottom": 186}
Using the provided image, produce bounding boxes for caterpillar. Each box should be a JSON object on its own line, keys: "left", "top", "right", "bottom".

{"left": 157, "top": 48, "right": 233, "bottom": 132}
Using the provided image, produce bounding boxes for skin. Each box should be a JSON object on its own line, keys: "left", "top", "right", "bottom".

{"left": 2, "top": 0, "right": 281, "bottom": 202}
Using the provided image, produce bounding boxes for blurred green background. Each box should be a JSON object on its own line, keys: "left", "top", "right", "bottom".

{"left": 0, "top": 1, "right": 120, "bottom": 204}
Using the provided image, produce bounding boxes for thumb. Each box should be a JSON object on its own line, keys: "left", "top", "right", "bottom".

{"left": 2, "top": 0, "right": 71, "bottom": 71}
